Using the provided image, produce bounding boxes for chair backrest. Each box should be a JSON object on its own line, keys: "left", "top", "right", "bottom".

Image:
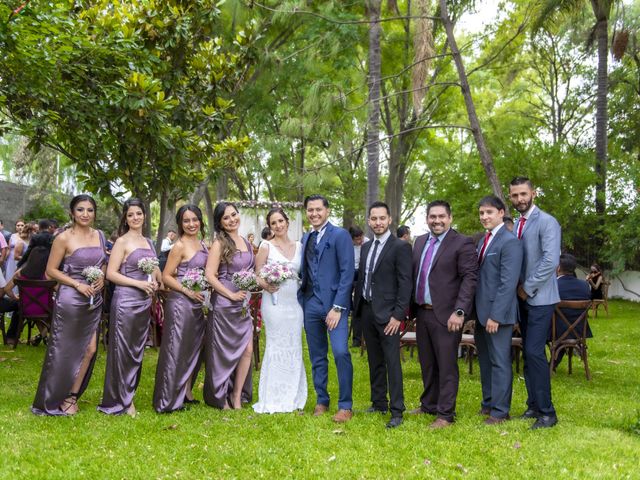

{"left": 552, "top": 300, "right": 592, "bottom": 343}
{"left": 15, "top": 278, "right": 57, "bottom": 320}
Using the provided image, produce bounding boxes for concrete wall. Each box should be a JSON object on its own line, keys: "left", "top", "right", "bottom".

{"left": 576, "top": 267, "right": 640, "bottom": 303}
{"left": 0, "top": 180, "right": 38, "bottom": 229}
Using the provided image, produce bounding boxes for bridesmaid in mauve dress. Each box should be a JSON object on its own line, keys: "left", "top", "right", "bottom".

{"left": 98, "top": 198, "right": 162, "bottom": 416}
{"left": 32, "top": 194, "right": 107, "bottom": 416}
{"left": 204, "top": 202, "right": 254, "bottom": 409}
{"left": 153, "top": 204, "right": 209, "bottom": 413}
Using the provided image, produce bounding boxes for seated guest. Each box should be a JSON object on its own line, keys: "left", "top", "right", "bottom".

{"left": 585, "top": 263, "right": 604, "bottom": 300}
{"left": 0, "top": 268, "right": 20, "bottom": 348}
{"left": 5, "top": 232, "right": 55, "bottom": 346}
{"left": 554, "top": 254, "right": 592, "bottom": 367}
{"left": 397, "top": 225, "right": 411, "bottom": 243}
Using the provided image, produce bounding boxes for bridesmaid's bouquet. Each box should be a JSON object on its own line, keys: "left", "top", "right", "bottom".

{"left": 81, "top": 266, "right": 104, "bottom": 308}
{"left": 258, "top": 261, "right": 297, "bottom": 305}
{"left": 137, "top": 257, "right": 159, "bottom": 282}
{"left": 181, "top": 268, "right": 212, "bottom": 314}
{"left": 232, "top": 269, "right": 258, "bottom": 315}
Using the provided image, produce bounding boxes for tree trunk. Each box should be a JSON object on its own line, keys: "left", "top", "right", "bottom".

{"left": 594, "top": 17, "right": 608, "bottom": 243}
{"left": 203, "top": 186, "right": 215, "bottom": 241}
{"left": 439, "top": 0, "right": 504, "bottom": 200}
{"left": 366, "top": 0, "right": 382, "bottom": 213}
{"left": 216, "top": 171, "right": 229, "bottom": 201}
{"left": 156, "top": 188, "right": 169, "bottom": 247}
{"left": 190, "top": 177, "right": 209, "bottom": 207}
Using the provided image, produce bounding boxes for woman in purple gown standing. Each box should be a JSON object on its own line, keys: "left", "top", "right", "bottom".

{"left": 204, "top": 202, "right": 255, "bottom": 409}
{"left": 32, "top": 194, "right": 107, "bottom": 415}
{"left": 153, "top": 205, "right": 209, "bottom": 413}
{"left": 98, "top": 198, "right": 162, "bottom": 416}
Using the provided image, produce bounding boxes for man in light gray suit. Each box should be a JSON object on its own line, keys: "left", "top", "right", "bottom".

{"left": 474, "top": 195, "right": 523, "bottom": 425}
{"left": 509, "top": 177, "right": 561, "bottom": 429}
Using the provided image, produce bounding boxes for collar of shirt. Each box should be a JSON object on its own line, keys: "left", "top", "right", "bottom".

{"left": 428, "top": 228, "right": 450, "bottom": 243}
{"left": 312, "top": 221, "right": 330, "bottom": 243}
{"left": 489, "top": 223, "right": 504, "bottom": 236}
{"left": 522, "top": 204, "right": 537, "bottom": 220}
{"left": 373, "top": 229, "right": 392, "bottom": 246}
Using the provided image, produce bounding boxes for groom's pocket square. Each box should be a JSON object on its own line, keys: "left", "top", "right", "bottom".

{"left": 486, "top": 253, "right": 497, "bottom": 256}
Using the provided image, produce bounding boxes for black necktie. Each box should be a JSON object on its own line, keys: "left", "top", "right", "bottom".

{"left": 365, "top": 240, "right": 380, "bottom": 301}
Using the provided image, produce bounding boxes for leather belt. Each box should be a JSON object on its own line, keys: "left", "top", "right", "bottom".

{"left": 420, "top": 304, "right": 433, "bottom": 310}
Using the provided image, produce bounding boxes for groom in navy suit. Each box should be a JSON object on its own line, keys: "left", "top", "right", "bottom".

{"left": 299, "top": 194, "right": 355, "bottom": 423}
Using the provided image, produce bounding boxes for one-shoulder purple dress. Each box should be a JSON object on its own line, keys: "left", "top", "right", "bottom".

{"left": 32, "top": 233, "right": 107, "bottom": 415}
{"left": 98, "top": 240, "right": 156, "bottom": 414}
{"left": 153, "top": 244, "right": 208, "bottom": 413}
{"left": 203, "top": 241, "right": 254, "bottom": 408}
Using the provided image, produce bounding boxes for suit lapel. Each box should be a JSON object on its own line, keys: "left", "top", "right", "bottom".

{"left": 316, "top": 223, "right": 332, "bottom": 262}
{"left": 373, "top": 235, "right": 394, "bottom": 273}
{"left": 521, "top": 208, "right": 539, "bottom": 238}
{"left": 482, "top": 227, "right": 504, "bottom": 260}
{"left": 430, "top": 229, "right": 455, "bottom": 270}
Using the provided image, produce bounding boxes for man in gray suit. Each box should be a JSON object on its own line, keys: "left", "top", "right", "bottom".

{"left": 474, "top": 195, "right": 523, "bottom": 425}
{"left": 509, "top": 177, "right": 561, "bottom": 429}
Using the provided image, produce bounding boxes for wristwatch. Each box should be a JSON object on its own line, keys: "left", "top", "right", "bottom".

{"left": 455, "top": 308, "right": 465, "bottom": 317}
{"left": 332, "top": 305, "right": 345, "bottom": 313}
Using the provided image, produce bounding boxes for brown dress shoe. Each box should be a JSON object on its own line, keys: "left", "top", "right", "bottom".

{"left": 429, "top": 418, "right": 453, "bottom": 429}
{"left": 484, "top": 415, "right": 510, "bottom": 425}
{"left": 332, "top": 409, "right": 353, "bottom": 423}
{"left": 313, "top": 404, "right": 328, "bottom": 417}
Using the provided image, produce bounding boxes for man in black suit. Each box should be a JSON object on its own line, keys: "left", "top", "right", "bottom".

{"left": 554, "top": 253, "right": 593, "bottom": 367}
{"left": 353, "top": 201, "right": 412, "bottom": 428}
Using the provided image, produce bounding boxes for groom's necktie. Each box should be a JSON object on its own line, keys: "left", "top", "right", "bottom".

{"left": 415, "top": 236, "right": 437, "bottom": 304}
{"left": 364, "top": 240, "right": 380, "bottom": 301}
{"left": 304, "top": 230, "right": 318, "bottom": 295}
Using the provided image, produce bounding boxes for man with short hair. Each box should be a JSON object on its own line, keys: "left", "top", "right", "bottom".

{"left": 397, "top": 225, "right": 411, "bottom": 243}
{"left": 554, "top": 253, "right": 592, "bottom": 369}
{"left": 299, "top": 194, "right": 355, "bottom": 423}
{"left": 474, "top": 195, "right": 523, "bottom": 425}
{"left": 353, "top": 201, "right": 412, "bottom": 428}
{"left": 509, "top": 176, "right": 561, "bottom": 429}
{"left": 159, "top": 229, "right": 177, "bottom": 271}
{"left": 411, "top": 200, "right": 478, "bottom": 429}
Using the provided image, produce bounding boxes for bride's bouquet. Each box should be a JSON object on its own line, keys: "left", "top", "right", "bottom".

{"left": 258, "top": 261, "right": 297, "bottom": 305}
{"left": 232, "top": 269, "right": 258, "bottom": 315}
{"left": 137, "top": 256, "right": 159, "bottom": 283}
{"left": 81, "top": 266, "right": 104, "bottom": 309}
{"left": 181, "top": 268, "right": 212, "bottom": 314}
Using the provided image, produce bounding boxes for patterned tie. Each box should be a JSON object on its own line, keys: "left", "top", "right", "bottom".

{"left": 416, "top": 236, "right": 437, "bottom": 304}
{"left": 517, "top": 217, "right": 527, "bottom": 239}
{"left": 478, "top": 231, "right": 491, "bottom": 263}
{"left": 364, "top": 240, "right": 380, "bottom": 301}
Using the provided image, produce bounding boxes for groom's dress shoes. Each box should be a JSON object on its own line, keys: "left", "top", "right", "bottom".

{"left": 518, "top": 409, "right": 541, "bottom": 419}
{"left": 386, "top": 416, "right": 403, "bottom": 429}
{"left": 332, "top": 409, "right": 353, "bottom": 423}
{"left": 531, "top": 415, "right": 558, "bottom": 430}
{"left": 313, "top": 404, "right": 328, "bottom": 416}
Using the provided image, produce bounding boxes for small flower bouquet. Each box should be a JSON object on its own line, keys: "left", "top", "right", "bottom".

{"left": 137, "top": 256, "right": 159, "bottom": 282}
{"left": 81, "top": 266, "right": 104, "bottom": 308}
{"left": 232, "top": 269, "right": 258, "bottom": 315}
{"left": 258, "top": 261, "right": 297, "bottom": 305}
{"left": 181, "top": 268, "right": 212, "bottom": 313}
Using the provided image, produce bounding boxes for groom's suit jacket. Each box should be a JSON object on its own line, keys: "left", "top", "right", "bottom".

{"left": 298, "top": 222, "right": 355, "bottom": 313}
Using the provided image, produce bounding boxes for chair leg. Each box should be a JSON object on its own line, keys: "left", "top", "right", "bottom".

{"left": 568, "top": 348, "right": 573, "bottom": 375}
{"left": 581, "top": 345, "right": 591, "bottom": 380}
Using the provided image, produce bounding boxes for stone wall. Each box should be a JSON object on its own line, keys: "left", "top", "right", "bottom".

{"left": 0, "top": 180, "right": 38, "bottom": 228}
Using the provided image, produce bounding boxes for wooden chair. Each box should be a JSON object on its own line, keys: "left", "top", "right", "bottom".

{"left": 511, "top": 323, "right": 523, "bottom": 373}
{"left": 591, "top": 281, "right": 610, "bottom": 317}
{"left": 399, "top": 317, "right": 417, "bottom": 362}
{"left": 549, "top": 300, "right": 592, "bottom": 380}
{"left": 14, "top": 278, "right": 57, "bottom": 346}
{"left": 459, "top": 320, "right": 477, "bottom": 374}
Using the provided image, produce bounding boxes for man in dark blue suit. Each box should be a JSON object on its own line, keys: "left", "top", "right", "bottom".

{"left": 554, "top": 253, "right": 593, "bottom": 368}
{"left": 299, "top": 194, "right": 355, "bottom": 423}
{"left": 474, "top": 196, "right": 523, "bottom": 425}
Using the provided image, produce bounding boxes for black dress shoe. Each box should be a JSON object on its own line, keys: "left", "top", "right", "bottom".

{"left": 365, "top": 406, "right": 388, "bottom": 414}
{"left": 518, "top": 409, "right": 541, "bottom": 419}
{"left": 386, "top": 416, "right": 403, "bottom": 429}
{"left": 531, "top": 415, "right": 558, "bottom": 430}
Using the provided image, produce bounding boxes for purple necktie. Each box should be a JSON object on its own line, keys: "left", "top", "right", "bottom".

{"left": 416, "top": 236, "right": 437, "bottom": 304}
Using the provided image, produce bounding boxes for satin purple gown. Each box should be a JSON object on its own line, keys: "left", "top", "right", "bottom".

{"left": 153, "top": 244, "right": 208, "bottom": 413}
{"left": 203, "top": 241, "right": 254, "bottom": 408}
{"left": 32, "top": 233, "right": 107, "bottom": 415}
{"left": 98, "top": 241, "right": 156, "bottom": 415}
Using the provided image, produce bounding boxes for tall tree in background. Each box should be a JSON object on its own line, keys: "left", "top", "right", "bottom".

{"left": 366, "top": 0, "right": 383, "bottom": 211}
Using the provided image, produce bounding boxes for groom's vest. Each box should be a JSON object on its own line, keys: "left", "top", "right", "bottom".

{"left": 304, "top": 232, "right": 320, "bottom": 298}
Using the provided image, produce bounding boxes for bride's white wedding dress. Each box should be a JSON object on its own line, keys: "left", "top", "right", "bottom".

{"left": 253, "top": 240, "right": 307, "bottom": 413}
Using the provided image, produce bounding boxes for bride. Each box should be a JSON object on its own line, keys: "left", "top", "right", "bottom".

{"left": 253, "top": 207, "right": 307, "bottom": 413}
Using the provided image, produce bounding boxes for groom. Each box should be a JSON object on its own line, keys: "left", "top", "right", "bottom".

{"left": 299, "top": 194, "right": 355, "bottom": 423}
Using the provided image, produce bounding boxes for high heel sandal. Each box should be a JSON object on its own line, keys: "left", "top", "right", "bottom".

{"left": 60, "top": 393, "right": 79, "bottom": 415}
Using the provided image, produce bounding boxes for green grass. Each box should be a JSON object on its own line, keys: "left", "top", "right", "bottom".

{"left": 1, "top": 300, "right": 639, "bottom": 479}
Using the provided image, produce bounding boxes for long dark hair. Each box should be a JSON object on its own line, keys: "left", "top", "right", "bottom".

{"left": 69, "top": 194, "right": 97, "bottom": 223}
{"left": 176, "top": 204, "right": 206, "bottom": 238}
{"left": 213, "top": 202, "right": 239, "bottom": 264}
{"left": 117, "top": 198, "right": 146, "bottom": 237}
{"left": 16, "top": 232, "right": 54, "bottom": 279}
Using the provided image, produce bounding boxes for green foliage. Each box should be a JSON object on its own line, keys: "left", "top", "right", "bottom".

{"left": 24, "top": 194, "right": 68, "bottom": 225}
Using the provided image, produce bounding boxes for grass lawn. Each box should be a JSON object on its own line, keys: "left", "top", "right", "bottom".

{"left": 1, "top": 299, "right": 639, "bottom": 479}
